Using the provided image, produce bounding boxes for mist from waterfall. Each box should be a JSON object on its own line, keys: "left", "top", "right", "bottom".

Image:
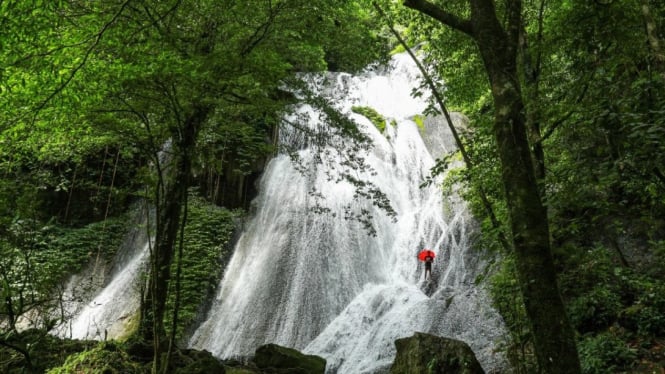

{"left": 188, "top": 53, "right": 508, "bottom": 373}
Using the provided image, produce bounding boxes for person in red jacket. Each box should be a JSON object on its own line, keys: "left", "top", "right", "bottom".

{"left": 424, "top": 255, "right": 433, "bottom": 281}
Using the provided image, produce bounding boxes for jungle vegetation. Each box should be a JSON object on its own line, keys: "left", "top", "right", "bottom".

{"left": 1, "top": 0, "right": 663, "bottom": 373}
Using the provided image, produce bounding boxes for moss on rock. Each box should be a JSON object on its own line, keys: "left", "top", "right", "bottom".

{"left": 170, "top": 349, "right": 227, "bottom": 373}
{"left": 390, "top": 332, "right": 484, "bottom": 374}
{"left": 352, "top": 106, "right": 387, "bottom": 132}
{"left": 47, "top": 341, "right": 143, "bottom": 374}
{"left": 224, "top": 367, "right": 260, "bottom": 374}
{"left": 412, "top": 114, "right": 425, "bottom": 130}
{"left": 253, "top": 344, "right": 326, "bottom": 374}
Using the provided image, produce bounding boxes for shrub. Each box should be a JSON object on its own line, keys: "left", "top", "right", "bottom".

{"left": 163, "top": 194, "right": 241, "bottom": 342}
{"left": 578, "top": 331, "right": 637, "bottom": 374}
{"left": 0, "top": 216, "right": 129, "bottom": 331}
{"left": 488, "top": 255, "right": 537, "bottom": 373}
{"left": 619, "top": 282, "right": 665, "bottom": 336}
{"left": 47, "top": 341, "right": 143, "bottom": 374}
{"left": 567, "top": 286, "right": 622, "bottom": 333}
{"left": 351, "top": 106, "right": 387, "bottom": 132}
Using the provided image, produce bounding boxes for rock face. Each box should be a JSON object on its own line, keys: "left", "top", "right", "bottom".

{"left": 390, "top": 332, "right": 485, "bottom": 374}
{"left": 253, "top": 344, "right": 326, "bottom": 373}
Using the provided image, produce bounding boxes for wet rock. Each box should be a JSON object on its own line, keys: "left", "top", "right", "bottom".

{"left": 390, "top": 332, "right": 484, "bottom": 374}
{"left": 253, "top": 344, "right": 326, "bottom": 373}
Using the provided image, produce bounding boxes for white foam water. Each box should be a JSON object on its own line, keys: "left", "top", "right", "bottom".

{"left": 51, "top": 207, "right": 151, "bottom": 341}
{"left": 188, "top": 53, "right": 508, "bottom": 373}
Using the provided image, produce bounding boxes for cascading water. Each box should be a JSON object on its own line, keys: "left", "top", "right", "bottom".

{"left": 189, "top": 53, "right": 508, "bottom": 373}
{"left": 52, "top": 205, "right": 151, "bottom": 340}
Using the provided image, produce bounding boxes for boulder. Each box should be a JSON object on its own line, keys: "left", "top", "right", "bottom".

{"left": 390, "top": 332, "right": 485, "bottom": 374}
{"left": 253, "top": 344, "right": 326, "bottom": 374}
{"left": 172, "top": 349, "right": 227, "bottom": 373}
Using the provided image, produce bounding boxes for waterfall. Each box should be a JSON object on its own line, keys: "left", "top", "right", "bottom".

{"left": 188, "top": 53, "right": 508, "bottom": 373}
{"left": 52, "top": 204, "right": 151, "bottom": 340}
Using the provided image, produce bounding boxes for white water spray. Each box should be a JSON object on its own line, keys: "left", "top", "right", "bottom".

{"left": 189, "top": 53, "right": 508, "bottom": 373}
{"left": 52, "top": 208, "right": 150, "bottom": 340}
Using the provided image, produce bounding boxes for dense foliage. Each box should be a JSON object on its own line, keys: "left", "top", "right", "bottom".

{"left": 47, "top": 341, "right": 144, "bottom": 374}
{"left": 0, "top": 329, "right": 92, "bottom": 373}
{"left": 1, "top": 0, "right": 389, "bottom": 372}
{"left": 1, "top": 0, "right": 665, "bottom": 372}
{"left": 391, "top": 0, "right": 665, "bottom": 372}
{"left": 0, "top": 214, "right": 130, "bottom": 333}
{"left": 162, "top": 194, "right": 240, "bottom": 343}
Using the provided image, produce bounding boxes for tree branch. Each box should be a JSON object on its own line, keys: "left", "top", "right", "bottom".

{"left": 241, "top": 2, "right": 285, "bottom": 56}
{"left": 0, "top": 339, "right": 32, "bottom": 368}
{"left": 28, "top": 0, "right": 133, "bottom": 125}
{"left": 375, "top": 2, "right": 511, "bottom": 252}
{"left": 403, "top": 0, "right": 473, "bottom": 36}
{"left": 539, "top": 81, "right": 590, "bottom": 144}
{"left": 505, "top": 0, "right": 522, "bottom": 47}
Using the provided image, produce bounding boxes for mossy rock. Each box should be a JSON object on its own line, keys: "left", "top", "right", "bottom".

{"left": 412, "top": 114, "right": 425, "bottom": 130}
{"left": 224, "top": 367, "right": 261, "bottom": 374}
{"left": 171, "top": 349, "right": 227, "bottom": 373}
{"left": 47, "top": 341, "right": 143, "bottom": 374}
{"left": 221, "top": 359, "right": 261, "bottom": 374}
{"left": 351, "top": 106, "right": 387, "bottom": 132}
{"left": 390, "top": 332, "right": 484, "bottom": 374}
{"left": 253, "top": 344, "right": 326, "bottom": 374}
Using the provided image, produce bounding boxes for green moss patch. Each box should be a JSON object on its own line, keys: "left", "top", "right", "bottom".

{"left": 47, "top": 341, "right": 143, "bottom": 374}
{"left": 163, "top": 194, "right": 241, "bottom": 342}
{"left": 352, "top": 106, "right": 387, "bottom": 132}
{"left": 412, "top": 114, "right": 425, "bottom": 130}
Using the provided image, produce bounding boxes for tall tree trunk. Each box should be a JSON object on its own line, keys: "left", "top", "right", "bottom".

{"left": 519, "top": 0, "right": 547, "bottom": 183}
{"left": 639, "top": 0, "right": 665, "bottom": 74}
{"left": 471, "top": 4, "right": 579, "bottom": 372}
{"left": 402, "top": 0, "right": 581, "bottom": 372}
{"left": 139, "top": 105, "right": 209, "bottom": 372}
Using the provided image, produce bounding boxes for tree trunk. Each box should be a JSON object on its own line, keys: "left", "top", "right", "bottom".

{"left": 518, "top": 0, "right": 547, "bottom": 183}
{"left": 471, "top": 4, "right": 580, "bottom": 373}
{"left": 489, "top": 75, "right": 580, "bottom": 374}
{"left": 639, "top": 0, "right": 665, "bottom": 73}
{"left": 139, "top": 105, "right": 209, "bottom": 371}
{"left": 402, "top": 0, "right": 581, "bottom": 372}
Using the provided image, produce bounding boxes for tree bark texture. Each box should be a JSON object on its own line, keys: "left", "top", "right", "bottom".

{"left": 140, "top": 105, "right": 210, "bottom": 361}
{"left": 519, "top": 2, "right": 547, "bottom": 183}
{"left": 639, "top": 0, "right": 665, "bottom": 73}
{"left": 403, "top": 0, "right": 581, "bottom": 372}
